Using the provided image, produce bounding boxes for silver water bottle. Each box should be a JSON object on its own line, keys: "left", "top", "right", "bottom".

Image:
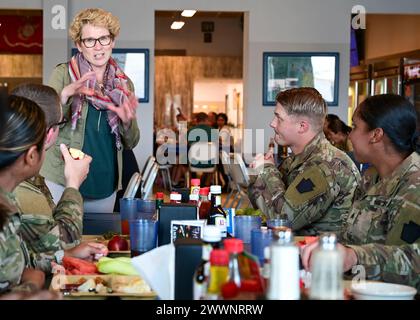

{"left": 309, "top": 233, "right": 344, "bottom": 300}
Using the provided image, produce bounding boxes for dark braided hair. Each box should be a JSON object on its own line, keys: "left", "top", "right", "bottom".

{"left": 0, "top": 95, "right": 46, "bottom": 169}
{"left": 357, "top": 94, "right": 419, "bottom": 154}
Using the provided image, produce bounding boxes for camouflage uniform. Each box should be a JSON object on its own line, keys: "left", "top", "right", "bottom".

{"left": 248, "top": 132, "right": 361, "bottom": 235}
{"left": 333, "top": 137, "right": 353, "bottom": 153}
{"left": 14, "top": 174, "right": 83, "bottom": 252}
{"left": 0, "top": 188, "right": 59, "bottom": 294}
{"left": 341, "top": 152, "right": 420, "bottom": 291}
{"left": 0, "top": 190, "right": 26, "bottom": 294}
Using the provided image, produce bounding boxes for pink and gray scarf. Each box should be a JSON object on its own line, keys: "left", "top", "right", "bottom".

{"left": 68, "top": 52, "right": 130, "bottom": 150}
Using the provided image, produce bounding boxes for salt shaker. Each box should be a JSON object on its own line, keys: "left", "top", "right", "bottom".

{"left": 309, "top": 233, "right": 344, "bottom": 300}
{"left": 266, "top": 228, "right": 300, "bottom": 300}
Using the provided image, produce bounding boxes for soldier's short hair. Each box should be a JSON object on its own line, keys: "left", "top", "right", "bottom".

{"left": 11, "top": 84, "right": 61, "bottom": 129}
{"left": 276, "top": 87, "right": 327, "bottom": 132}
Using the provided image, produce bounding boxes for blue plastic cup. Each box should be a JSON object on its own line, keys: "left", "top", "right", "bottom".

{"left": 234, "top": 215, "right": 262, "bottom": 244}
{"left": 251, "top": 228, "right": 274, "bottom": 265}
{"left": 129, "top": 219, "right": 158, "bottom": 257}
{"left": 120, "top": 198, "right": 141, "bottom": 234}
{"left": 137, "top": 199, "right": 156, "bottom": 220}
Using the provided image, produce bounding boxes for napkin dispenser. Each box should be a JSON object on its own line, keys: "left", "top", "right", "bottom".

{"left": 174, "top": 238, "right": 203, "bottom": 300}
{"left": 158, "top": 203, "right": 198, "bottom": 246}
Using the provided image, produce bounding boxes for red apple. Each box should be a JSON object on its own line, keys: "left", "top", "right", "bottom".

{"left": 107, "top": 235, "right": 129, "bottom": 251}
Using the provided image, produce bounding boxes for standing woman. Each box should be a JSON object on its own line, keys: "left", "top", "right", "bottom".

{"left": 42, "top": 8, "right": 140, "bottom": 213}
{"left": 216, "top": 113, "right": 233, "bottom": 148}
{"left": 302, "top": 94, "right": 420, "bottom": 290}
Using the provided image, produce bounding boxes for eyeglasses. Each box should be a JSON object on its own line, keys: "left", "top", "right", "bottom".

{"left": 49, "top": 117, "right": 68, "bottom": 131}
{"left": 81, "top": 35, "right": 112, "bottom": 48}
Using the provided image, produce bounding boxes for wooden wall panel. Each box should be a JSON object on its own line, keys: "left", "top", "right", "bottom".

{"left": 365, "top": 14, "right": 420, "bottom": 62}
{"left": 0, "top": 54, "right": 42, "bottom": 77}
{"left": 154, "top": 56, "right": 242, "bottom": 128}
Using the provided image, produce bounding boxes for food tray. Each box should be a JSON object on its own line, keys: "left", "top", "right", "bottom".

{"left": 50, "top": 274, "right": 156, "bottom": 298}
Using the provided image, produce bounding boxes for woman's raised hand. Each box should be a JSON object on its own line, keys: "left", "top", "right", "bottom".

{"left": 60, "top": 71, "right": 96, "bottom": 105}
{"left": 60, "top": 144, "right": 92, "bottom": 190}
{"left": 107, "top": 92, "right": 138, "bottom": 130}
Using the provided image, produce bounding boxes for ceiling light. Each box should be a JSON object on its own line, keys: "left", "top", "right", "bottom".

{"left": 171, "top": 21, "right": 185, "bottom": 30}
{"left": 181, "top": 10, "right": 196, "bottom": 17}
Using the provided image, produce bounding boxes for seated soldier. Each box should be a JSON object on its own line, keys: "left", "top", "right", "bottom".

{"left": 12, "top": 84, "right": 90, "bottom": 252}
{"left": 302, "top": 94, "right": 420, "bottom": 291}
{"left": 0, "top": 94, "right": 107, "bottom": 295}
{"left": 248, "top": 87, "right": 361, "bottom": 235}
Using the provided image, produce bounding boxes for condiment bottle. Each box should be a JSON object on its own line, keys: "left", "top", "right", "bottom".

{"left": 207, "top": 185, "right": 227, "bottom": 237}
{"left": 190, "top": 178, "right": 201, "bottom": 196}
{"left": 267, "top": 228, "right": 300, "bottom": 300}
{"left": 189, "top": 193, "right": 199, "bottom": 206}
{"left": 170, "top": 192, "right": 181, "bottom": 204}
{"left": 198, "top": 187, "right": 211, "bottom": 219}
{"left": 309, "top": 233, "right": 344, "bottom": 300}
{"left": 153, "top": 192, "right": 164, "bottom": 220}
{"left": 193, "top": 226, "right": 222, "bottom": 300}
{"left": 206, "top": 249, "right": 229, "bottom": 300}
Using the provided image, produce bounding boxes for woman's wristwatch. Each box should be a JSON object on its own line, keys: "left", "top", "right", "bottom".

{"left": 54, "top": 249, "right": 65, "bottom": 264}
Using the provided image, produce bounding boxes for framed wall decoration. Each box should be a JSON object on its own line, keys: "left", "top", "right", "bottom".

{"left": 71, "top": 48, "right": 149, "bottom": 102}
{"left": 263, "top": 52, "right": 339, "bottom": 106}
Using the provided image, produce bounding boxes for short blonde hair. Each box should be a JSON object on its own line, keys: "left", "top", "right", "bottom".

{"left": 276, "top": 87, "right": 327, "bottom": 132}
{"left": 69, "top": 8, "right": 120, "bottom": 43}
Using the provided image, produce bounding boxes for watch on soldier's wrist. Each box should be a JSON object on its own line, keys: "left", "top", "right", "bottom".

{"left": 54, "top": 250, "right": 65, "bottom": 264}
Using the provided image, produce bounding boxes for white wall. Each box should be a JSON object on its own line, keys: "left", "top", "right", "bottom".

{"left": 1, "top": 0, "right": 419, "bottom": 167}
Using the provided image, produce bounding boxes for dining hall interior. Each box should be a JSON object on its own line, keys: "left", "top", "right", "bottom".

{"left": 0, "top": 0, "right": 419, "bottom": 303}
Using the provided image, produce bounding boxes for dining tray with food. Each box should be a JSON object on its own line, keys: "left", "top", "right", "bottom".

{"left": 50, "top": 274, "right": 156, "bottom": 298}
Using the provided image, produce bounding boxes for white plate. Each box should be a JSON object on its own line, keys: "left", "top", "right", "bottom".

{"left": 351, "top": 281, "right": 417, "bottom": 300}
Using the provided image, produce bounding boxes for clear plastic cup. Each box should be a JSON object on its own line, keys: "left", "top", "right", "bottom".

{"left": 267, "top": 217, "right": 292, "bottom": 231}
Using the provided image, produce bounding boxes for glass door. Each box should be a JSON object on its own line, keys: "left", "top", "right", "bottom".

{"left": 357, "top": 80, "right": 369, "bottom": 106}
{"left": 372, "top": 78, "right": 386, "bottom": 95}
{"left": 348, "top": 81, "right": 356, "bottom": 126}
{"left": 386, "top": 76, "right": 400, "bottom": 94}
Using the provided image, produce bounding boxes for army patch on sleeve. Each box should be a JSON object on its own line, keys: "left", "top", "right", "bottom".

{"left": 400, "top": 221, "right": 420, "bottom": 244}
{"left": 284, "top": 166, "right": 329, "bottom": 209}
{"left": 296, "top": 178, "right": 315, "bottom": 193}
